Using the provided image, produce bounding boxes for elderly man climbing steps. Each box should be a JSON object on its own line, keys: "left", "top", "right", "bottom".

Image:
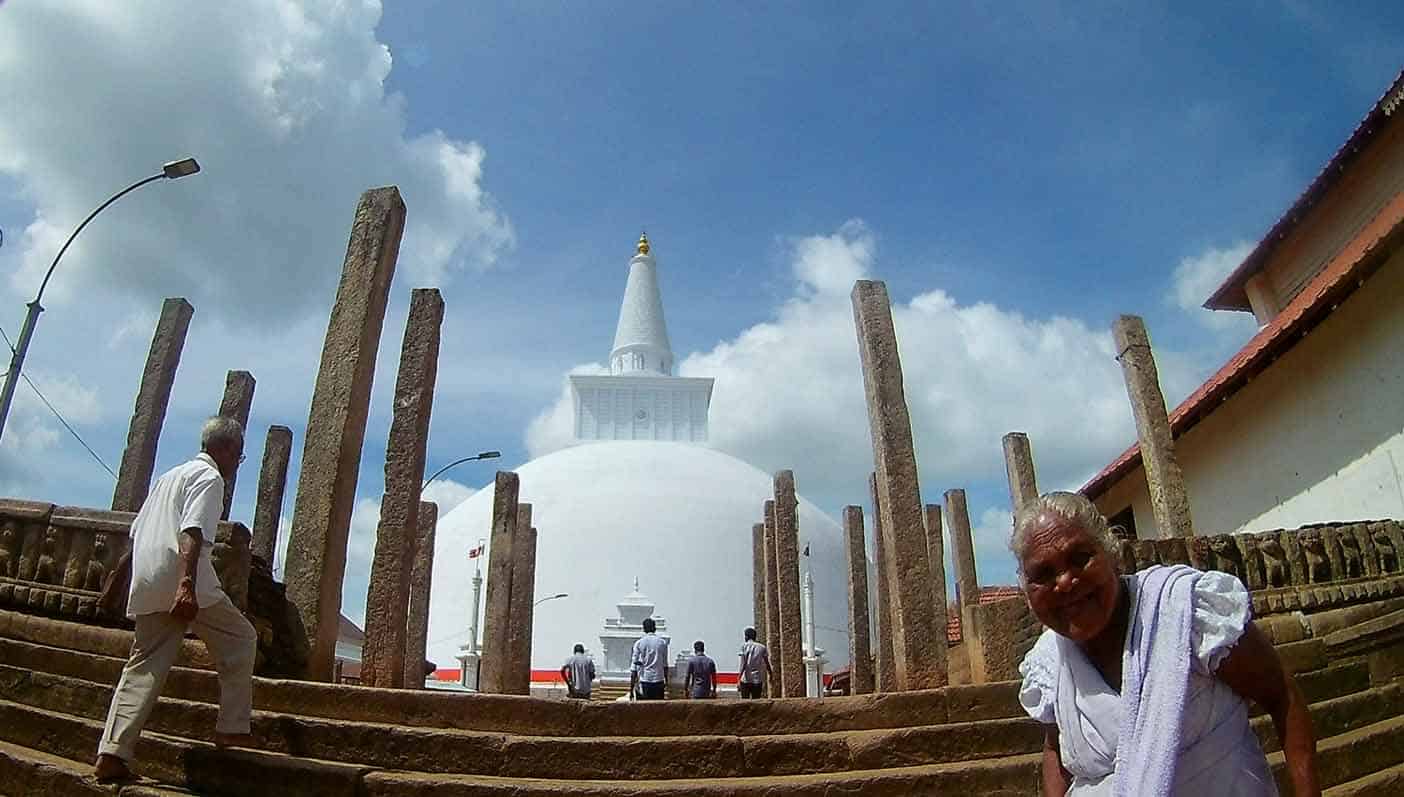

{"left": 94, "top": 417, "right": 258, "bottom": 784}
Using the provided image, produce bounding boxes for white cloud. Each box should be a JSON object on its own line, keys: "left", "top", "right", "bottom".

{"left": 0, "top": 0, "right": 512, "bottom": 323}
{"left": 1167, "top": 242, "right": 1258, "bottom": 331}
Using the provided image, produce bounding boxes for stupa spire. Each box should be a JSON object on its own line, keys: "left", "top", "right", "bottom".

{"left": 610, "top": 232, "right": 673, "bottom": 375}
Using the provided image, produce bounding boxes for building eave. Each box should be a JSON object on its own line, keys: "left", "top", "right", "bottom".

{"left": 1204, "top": 70, "right": 1404, "bottom": 312}
{"left": 1083, "top": 192, "right": 1404, "bottom": 501}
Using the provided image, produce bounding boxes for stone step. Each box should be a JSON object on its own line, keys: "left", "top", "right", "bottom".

{"left": 1253, "top": 679, "right": 1404, "bottom": 753}
{"left": 360, "top": 753, "right": 1044, "bottom": 796}
{"left": 1270, "top": 714, "right": 1404, "bottom": 791}
{"left": 0, "top": 607, "right": 213, "bottom": 669}
{"left": 0, "top": 626, "right": 1027, "bottom": 738}
{"left": 0, "top": 697, "right": 369, "bottom": 797}
{"left": 0, "top": 661, "right": 1045, "bottom": 781}
{"left": 1323, "top": 761, "right": 1404, "bottom": 796}
{"left": 0, "top": 738, "right": 192, "bottom": 796}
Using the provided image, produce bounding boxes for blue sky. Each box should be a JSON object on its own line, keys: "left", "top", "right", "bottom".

{"left": 1, "top": 1, "right": 1401, "bottom": 625}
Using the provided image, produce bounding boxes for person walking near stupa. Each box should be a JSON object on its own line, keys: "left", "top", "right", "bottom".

{"left": 630, "top": 617, "right": 670, "bottom": 700}
{"left": 737, "top": 626, "right": 772, "bottom": 699}
{"left": 561, "top": 643, "right": 596, "bottom": 699}
{"left": 684, "top": 640, "right": 717, "bottom": 699}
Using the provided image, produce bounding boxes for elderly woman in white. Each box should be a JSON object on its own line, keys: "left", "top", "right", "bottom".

{"left": 1014, "top": 492, "right": 1319, "bottom": 796}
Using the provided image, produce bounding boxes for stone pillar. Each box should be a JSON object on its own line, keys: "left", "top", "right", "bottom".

{"left": 284, "top": 186, "right": 405, "bottom": 680}
{"left": 404, "top": 501, "right": 437, "bottom": 690}
{"left": 112, "top": 297, "right": 194, "bottom": 512}
{"left": 250, "top": 425, "right": 293, "bottom": 567}
{"left": 478, "top": 471, "right": 519, "bottom": 694}
{"left": 943, "top": 490, "right": 978, "bottom": 611}
{"left": 751, "top": 522, "right": 766, "bottom": 644}
{"left": 212, "top": 521, "right": 252, "bottom": 612}
{"left": 1112, "top": 315, "right": 1195, "bottom": 538}
{"left": 923, "top": 503, "right": 950, "bottom": 634}
{"left": 216, "top": 370, "right": 256, "bottom": 520}
{"left": 506, "top": 504, "right": 538, "bottom": 695}
{"left": 851, "top": 280, "right": 946, "bottom": 690}
{"left": 762, "top": 502, "right": 782, "bottom": 697}
{"left": 869, "top": 472, "right": 897, "bottom": 693}
{"left": 359, "top": 287, "right": 444, "bottom": 689}
{"left": 1002, "top": 432, "right": 1039, "bottom": 513}
{"left": 842, "top": 505, "right": 875, "bottom": 695}
{"left": 773, "top": 471, "right": 805, "bottom": 697}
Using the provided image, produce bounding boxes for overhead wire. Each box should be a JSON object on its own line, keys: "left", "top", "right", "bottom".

{"left": 0, "top": 324, "right": 117, "bottom": 480}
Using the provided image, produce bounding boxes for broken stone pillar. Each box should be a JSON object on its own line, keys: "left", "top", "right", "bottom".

{"left": 359, "top": 287, "right": 444, "bottom": 689}
{"left": 1002, "top": 432, "right": 1039, "bottom": 513}
{"left": 943, "top": 490, "right": 979, "bottom": 611}
{"left": 506, "top": 504, "right": 538, "bottom": 696}
{"left": 478, "top": 471, "right": 519, "bottom": 694}
{"left": 843, "top": 505, "right": 875, "bottom": 695}
{"left": 923, "top": 503, "right": 950, "bottom": 630}
{"left": 751, "top": 522, "right": 766, "bottom": 644}
{"left": 283, "top": 186, "right": 405, "bottom": 681}
{"left": 1113, "top": 315, "right": 1194, "bottom": 539}
{"left": 112, "top": 297, "right": 195, "bottom": 513}
{"left": 869, "top": 472, "right": 897, "bottom": 693}
{"left": 851, "top": 280, "right": 946, "bottom": 690}
{"left": 216, "top": 370, "right": 256, "bottom": 520}
{"left": 762, "top": 502, "right": 782, "bottom": 697}
{"left": 773, "top": 470, "right": 805, "bottom": 698}
{"left": 403, "top": 501, "right": 437, "bottom": 690}
{"left": 251, "top": 425, "right": 293, "bottom": 567}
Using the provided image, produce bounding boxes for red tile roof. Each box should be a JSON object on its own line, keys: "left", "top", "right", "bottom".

{"left": 1082, "top": 190, "right": 1404, "bottom": 501}
{"left": 946, "top": 585, "right": 1025, "bottom": 643}
{"left": 1206, "top": 71, "right": 1404, "bottom": 311}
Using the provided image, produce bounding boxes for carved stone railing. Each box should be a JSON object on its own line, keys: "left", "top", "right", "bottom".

{"left": 0, "top": 498, "right": 251, "bottom": 622}
{"left": 1116, "top": 520, "right": 1404, "bottom": 593}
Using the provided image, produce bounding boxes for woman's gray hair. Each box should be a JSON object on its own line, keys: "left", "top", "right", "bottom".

{"left": 200, "top": 416, "right": 244, "bottom": 452}
{"left": 1009, "top": 491, "right": 1120, "bottom": 573}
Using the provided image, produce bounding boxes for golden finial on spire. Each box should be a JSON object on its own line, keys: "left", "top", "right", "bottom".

{"left": 636, "top": 231, "right": 650, "bottom": 255}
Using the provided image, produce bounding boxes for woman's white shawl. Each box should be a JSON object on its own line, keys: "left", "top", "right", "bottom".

{"left": 1018, "top": 565, "right": 1277, "bottom": 796}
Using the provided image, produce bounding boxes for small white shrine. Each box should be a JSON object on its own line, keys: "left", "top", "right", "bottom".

{"left": 598, "top": 578, "right": 671, "bottom": 682}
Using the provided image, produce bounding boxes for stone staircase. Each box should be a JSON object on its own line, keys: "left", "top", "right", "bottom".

{"left": 3, "top": 597, "right": 1404, "bottom": 796}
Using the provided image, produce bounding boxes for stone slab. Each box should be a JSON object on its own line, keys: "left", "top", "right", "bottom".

{"left": 216, "top": 370, "right": 256, "bottom": 520}
{"left": 361, "top": 287, "right": 443, "bottom": 689}
{"left": 772, "top": 471, "right": 805, "bottom": 697}
{"left": 283, "top": 186, "right": 404, "bottom": 680}
{"left": 112, "top": 297, "right": 195, "bottom": 513}
{"left": 852, "top": 281, "right": 945, "bottom": 690}
{"left": 404, "top": 501, "right": 437, "bottom": 689}
{"left": 478, "top": 471, "right": 519, "bottom": 694}
{"left": 251, "top": 425, "right": 293, "bottom": 565}
{"left": 1112, "top": 314, "right": 1194, "bottom": 538}
{"left": 842, "top": 505, "right": 874, "bottom": 695}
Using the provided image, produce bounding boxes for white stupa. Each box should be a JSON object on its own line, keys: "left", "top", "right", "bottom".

{"left": 425, "top": 234, "right": 850, "bottom": 684}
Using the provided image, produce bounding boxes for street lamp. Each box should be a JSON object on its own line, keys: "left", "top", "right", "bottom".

{"left": 0, "top": 158, "right": 202, "bottom": 446}
{"left": 421, "top": 450, "right": 501, "bottom": 490}
{"left": 534, "top": 592, "right": 568, "bottom": 607}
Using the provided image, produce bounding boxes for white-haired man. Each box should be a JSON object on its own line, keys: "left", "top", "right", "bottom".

{"left": 94, "top": 417, "right": 257, "bottom": 783}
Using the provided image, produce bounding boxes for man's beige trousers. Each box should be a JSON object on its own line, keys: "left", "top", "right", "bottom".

{"left": 98, "top": 595, "right": 257, "bottom": 761}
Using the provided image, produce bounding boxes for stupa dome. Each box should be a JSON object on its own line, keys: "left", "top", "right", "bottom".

{"left": 425, "top": 441, "right": 851, "bottom": 675}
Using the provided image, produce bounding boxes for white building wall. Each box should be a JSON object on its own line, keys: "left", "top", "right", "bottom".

{"left": 1095, "top": 250, "right": 1404, "bottom": 536}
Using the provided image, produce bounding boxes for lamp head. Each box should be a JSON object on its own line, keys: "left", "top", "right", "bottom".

{"left": 163, "top": 158, "right": 201, "bottom": 179}
{"left": 477, "top": 450, "right": 502, "bottom": 460}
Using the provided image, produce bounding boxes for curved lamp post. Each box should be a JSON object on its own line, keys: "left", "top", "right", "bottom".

{"left": 534, "top": 592, "right": 568, "bottom": 607}
{"left": 0, "top": 158, "right": 201, "bottom": 446}
{"left": 421, "top": 450, "right": 501, "bottom": 491}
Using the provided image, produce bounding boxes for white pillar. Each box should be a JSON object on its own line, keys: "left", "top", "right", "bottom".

{"left": 457, "top": 561, "right": 484, "bottom": 689}
{"left": 802, "top": 569, "right": 826, "bottom": 697}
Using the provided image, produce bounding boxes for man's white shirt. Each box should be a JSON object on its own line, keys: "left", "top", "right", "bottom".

{"left": 126, "top": 453, "right": 226, "bottom": 618}
{"left": 631, "top": 632, "right": 669, "bottom": 683}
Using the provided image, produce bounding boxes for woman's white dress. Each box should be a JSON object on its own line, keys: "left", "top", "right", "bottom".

{"left": 1018, "top": 570, "right": 1278, "bottom": 796}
